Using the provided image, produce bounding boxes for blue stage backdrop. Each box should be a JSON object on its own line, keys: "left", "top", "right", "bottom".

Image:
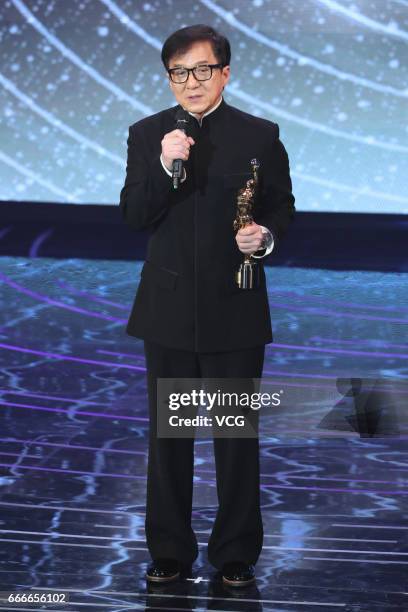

{"left": 0, "top": 0, "right": 406, "bottom": 213}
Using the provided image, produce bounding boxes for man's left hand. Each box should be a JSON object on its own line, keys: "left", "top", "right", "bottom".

{"left": 235, "top": 222, "right": 264, "bottom": 255}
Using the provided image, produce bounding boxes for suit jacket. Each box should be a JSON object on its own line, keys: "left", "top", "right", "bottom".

{"left": 119, "top": 98, "right": 295, "bottom": 352}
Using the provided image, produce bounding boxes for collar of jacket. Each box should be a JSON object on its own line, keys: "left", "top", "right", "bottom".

{"left": 173, "top": 97, "right": 227, "bottom": 133}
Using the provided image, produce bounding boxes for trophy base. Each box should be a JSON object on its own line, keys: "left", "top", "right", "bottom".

{"left": 236, "top": 260, "right": 260, "bottom": 289}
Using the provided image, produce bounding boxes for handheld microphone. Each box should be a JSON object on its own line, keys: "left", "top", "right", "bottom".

{"left": 172, "top": 108, "right": 189, "bottom": 190}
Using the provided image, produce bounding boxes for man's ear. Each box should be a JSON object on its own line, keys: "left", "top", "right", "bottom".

{"left": 223, "top": 65, "right": 231, "bottom": 85}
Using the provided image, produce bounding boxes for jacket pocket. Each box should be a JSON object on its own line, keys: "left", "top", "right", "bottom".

{"left": 141, "top": 260, "right": 178, "bottom": 290}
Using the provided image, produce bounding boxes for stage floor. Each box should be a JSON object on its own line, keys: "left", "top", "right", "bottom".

{"left": 0, "top": 256, "right": 407, "bottom": 611}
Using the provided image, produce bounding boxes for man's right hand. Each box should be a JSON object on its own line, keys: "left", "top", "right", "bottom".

{"left": 161, "top": 129, "right": 195, "bottom": 171}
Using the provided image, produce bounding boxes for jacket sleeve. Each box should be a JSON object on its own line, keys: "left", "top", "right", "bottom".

{"left": 119, "top": 123, "right": 174, "bottom": 231}
{"left": 255, "top": 123, "right": 296, "bottom": 250}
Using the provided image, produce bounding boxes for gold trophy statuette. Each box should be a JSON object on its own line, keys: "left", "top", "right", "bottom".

{"left": 233, "top": 158, "right": 261, "bottom": 289}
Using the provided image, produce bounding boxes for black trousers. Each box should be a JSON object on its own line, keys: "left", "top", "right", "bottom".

{"left": 143, "top": 339, "right": 265, "bottom": 570}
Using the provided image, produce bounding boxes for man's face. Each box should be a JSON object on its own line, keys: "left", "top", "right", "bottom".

{"left": 167, "top": 41, "right": 230, "bottom": 117}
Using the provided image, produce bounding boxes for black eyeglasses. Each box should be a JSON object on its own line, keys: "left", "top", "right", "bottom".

{"left": 168, "top": 63, "right": 224, "bottom": 84}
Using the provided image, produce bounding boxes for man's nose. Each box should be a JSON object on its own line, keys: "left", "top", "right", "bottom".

{"left": 186, "top": 71, "right": 200, "bottom": 87}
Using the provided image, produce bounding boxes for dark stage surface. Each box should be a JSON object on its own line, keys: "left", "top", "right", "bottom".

{"left": 0, "top": 256, "right": 407, "bottom": 611}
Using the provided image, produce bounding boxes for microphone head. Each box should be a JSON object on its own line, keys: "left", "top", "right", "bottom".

{"left": 175, "top": 108, "right": 189, "bottom": 122}
{"left": 175, "top": 108, "right": 189, "bottom": 132}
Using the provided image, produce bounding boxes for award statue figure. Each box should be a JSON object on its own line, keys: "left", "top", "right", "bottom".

{"left": 233, "top": 158, "right": 261, "bottom": 289}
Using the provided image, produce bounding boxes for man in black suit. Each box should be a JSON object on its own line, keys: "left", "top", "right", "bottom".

{"left": 120, "top": 24, "right": 295, "bottom": 587}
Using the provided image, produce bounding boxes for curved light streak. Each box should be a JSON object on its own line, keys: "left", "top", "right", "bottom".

{"left": 199, "top": 0, "right": 408, "bottom": 98}
{"left": 1, "top": 399, "right": 145, "bottom": 422}
{"left": 228, "top": 83, "right": 408, "bottom": 153}
{"left": 15, "top": 0, "right": 408, "bottom": 154}
{"left": 292, "top": 171, "right": 408, "bottom": 204}
{"left": 101, "top": 0, "right": 408, "bottom": 155}
{"left": 0, "top": 342, "right": 144, "bottom": 371}
{"left": 0, "top": 73, "right": 123, "bottom": 166}
{"left": 391, "top": 0, "right": 408, "bottom": 7}
{"left": 2, "top": 255, "right": 407, "bottom": 326}
{"left": 316, "top": 0, "right": 408, "bottom": 41}
{"left": 12, "top": 0, "right": 153, "bottom": 116}
{"left": 9, "top": 0, "right": 407, "bottom": 209}
{"left": 0, "top": 271, "right": 126, "bottom": 322}
{"left": 99, "top": 0, "right": 161, "bottom": 51}
{"left": 29, "top": 228, "right": 54, "bottom": 257}
{"left": 0, "top": 150, "right": 75, "bottom": 201}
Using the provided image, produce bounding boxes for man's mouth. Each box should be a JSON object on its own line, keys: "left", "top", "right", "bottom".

{"left": 187, "top": 95, "right": 202, "bottom": 101}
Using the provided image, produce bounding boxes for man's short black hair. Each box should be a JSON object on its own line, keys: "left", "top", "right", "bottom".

{"left": 161, "top": 24, "right": 231, "bottom": 69}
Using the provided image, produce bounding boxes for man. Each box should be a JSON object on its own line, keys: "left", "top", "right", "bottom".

{"left": 119, "top": 24, "right": 295, "bottom": 587}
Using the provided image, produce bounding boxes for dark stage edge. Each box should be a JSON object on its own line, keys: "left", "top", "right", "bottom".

{"left": 1, "top": 201, "right": 408, "bottom": 272}
{"left": 0, "top": 257, "right": 407, "bottom": 611}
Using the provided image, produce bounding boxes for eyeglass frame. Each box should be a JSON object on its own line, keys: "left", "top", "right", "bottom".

{"left": 167, "top": 63, "right": 225, "bottom": 84}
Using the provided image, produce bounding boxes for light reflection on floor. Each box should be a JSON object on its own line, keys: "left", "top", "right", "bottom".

{"left": 0, "top": 256, "right": 407, "bottom": 611}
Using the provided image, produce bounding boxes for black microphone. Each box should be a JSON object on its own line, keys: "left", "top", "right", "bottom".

{"left": 172, "top": 108, "right": 190, "bottom": 190}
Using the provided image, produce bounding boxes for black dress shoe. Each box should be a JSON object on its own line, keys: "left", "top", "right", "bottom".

{"left": 146, "top": 557, "right": 181, "bottom": 583}
{"left": 222, "top": 561, "right": 255, "bottom": 587}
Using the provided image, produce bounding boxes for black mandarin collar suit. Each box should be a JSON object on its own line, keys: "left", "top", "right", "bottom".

{"left": 119, "top": 98, "right": 295, "bottom": 352}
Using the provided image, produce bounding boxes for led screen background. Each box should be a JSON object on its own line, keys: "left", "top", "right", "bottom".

{"left": 0, "top": 0, "right": 407, "bottom": 213}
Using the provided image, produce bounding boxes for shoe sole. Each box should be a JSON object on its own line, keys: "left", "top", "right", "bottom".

{"left": 146, "top": 571, "right": 180, "bottom": 583}
{"left": 222, "top": 575, "right": 256, "bottom": 587}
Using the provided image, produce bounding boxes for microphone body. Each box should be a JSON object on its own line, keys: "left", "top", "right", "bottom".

{"left": 172, "top": 109, "right": 189, "bottom": 190}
